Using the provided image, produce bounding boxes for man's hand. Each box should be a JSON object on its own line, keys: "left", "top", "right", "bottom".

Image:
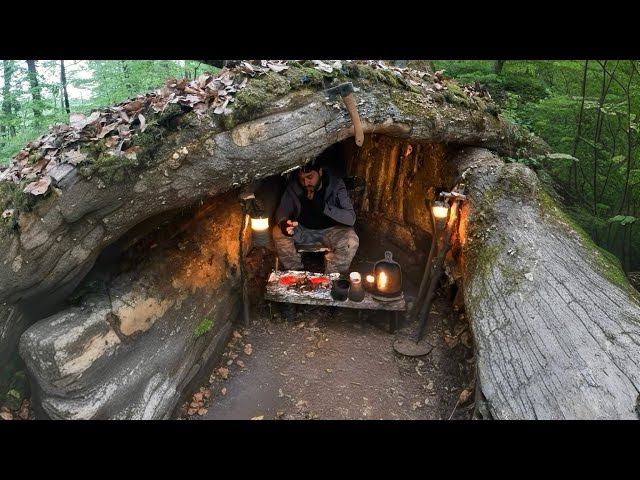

{"left": 279, "top": 219, "right": 298, "bottom": 237}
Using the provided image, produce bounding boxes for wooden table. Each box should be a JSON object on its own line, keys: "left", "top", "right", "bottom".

{"left": 264, "top": 270, "right": 406, "bottom": 332}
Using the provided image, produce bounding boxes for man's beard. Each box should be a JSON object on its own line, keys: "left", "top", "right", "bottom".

{"left": 305, "top": 181, "right": 321, "bottom": 199}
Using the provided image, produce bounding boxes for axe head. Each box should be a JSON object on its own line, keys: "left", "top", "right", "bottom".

{"left": 324, "top": 82, "right": 354, "bottom": 98}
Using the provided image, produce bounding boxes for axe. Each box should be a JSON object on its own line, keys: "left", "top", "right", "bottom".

{"left": 325, "top": 82, "right": 364, "bottom": 147}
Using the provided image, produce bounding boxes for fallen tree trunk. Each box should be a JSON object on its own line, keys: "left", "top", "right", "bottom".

{"left": 0, "top": 61, "right": 553, "bottom": 418}
{"left": 456, "top": 147, "right": 640, "bottom": 419}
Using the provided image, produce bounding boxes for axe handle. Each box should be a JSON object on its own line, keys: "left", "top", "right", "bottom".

{"left": 341, "top": 92, "right": 364, "bottom": 147}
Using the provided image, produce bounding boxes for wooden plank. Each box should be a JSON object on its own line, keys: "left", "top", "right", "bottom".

{"left": 265, "top": 270, "right": 406, "bottom": 311}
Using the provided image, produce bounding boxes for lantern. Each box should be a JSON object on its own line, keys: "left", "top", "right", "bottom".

{"left": 250, "top": 215, "right": 269, "bottom": 247}
{"left": 431, "top": 200, "right": 449, "bottom": 222}
{"left": 373, "top": 251, "right": 403, "bottom": 300}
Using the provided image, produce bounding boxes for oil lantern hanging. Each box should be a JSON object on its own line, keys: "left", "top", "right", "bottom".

{"left": 373, "top": 251, "right": 403, "bottom": 300}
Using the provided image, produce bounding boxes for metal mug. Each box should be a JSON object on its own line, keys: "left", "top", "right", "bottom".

{"left": 331, "top": 279, "right": 350, "bottom": 301}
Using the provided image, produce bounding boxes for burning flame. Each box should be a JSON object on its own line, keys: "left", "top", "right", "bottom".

{"left": 377, "top": 271, "right": 388, "bottom": 290}
{"left": 251, "top": 217, "right": 269, "bottom": 231}
{"left": 366, "top": 274, "right": 375, "bottom": 284}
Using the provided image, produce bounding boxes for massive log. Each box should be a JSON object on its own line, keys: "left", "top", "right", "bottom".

{"left": 0, "top": 61, "right": 559, "bottom": 418}
{"left": 457, "top": 147, "right": 640, "bottom": 419}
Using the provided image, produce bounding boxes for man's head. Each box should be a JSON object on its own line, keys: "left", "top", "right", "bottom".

{"left": 297, "top": 165, "right": 322, "bottom": 196}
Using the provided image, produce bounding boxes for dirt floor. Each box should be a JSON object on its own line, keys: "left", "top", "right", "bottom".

{"left": 179, "top": 286, "right": 476, "bottom": 421}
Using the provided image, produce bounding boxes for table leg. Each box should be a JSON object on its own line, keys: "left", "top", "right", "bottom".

{"left": 388, "top": 311, "right": 399, "bottom": 333}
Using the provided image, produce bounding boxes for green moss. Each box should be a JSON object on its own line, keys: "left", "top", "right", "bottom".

{"left": 28, "top": 151, "right": 44, "bottom": 164}
{"left": 223, "top": 114, "right": 236, "bottom": 130}
{"left": 474, "top": 244, "right": 500, "bottom": 278}
{"left": 284, "top": 64, "right": 325, "bottom": 88}
{"left": 156, "top": 102, "right": 186, "bottom": 127}
{"left": 131, "top": 124, "right": 165, "bottom": 165}
{"left": 233, "top": 72, "right": 292, "bottom": 123}
{"left": 389, "top": 89, "right": 433, "bottom": 119}
{"left": 373, "top": 68, "right": 402, "bottom": 88}
{"left": 464, "top": 243, "right": 500, "bottom": 314}
{"left": 0, "top": 180, "right": 36, "bottom": 231}
{"left": 537, "top": 189, "right": 639, "bottom": 300}
{"left": 92, "top": 152, "right": 137, "bottom": 183}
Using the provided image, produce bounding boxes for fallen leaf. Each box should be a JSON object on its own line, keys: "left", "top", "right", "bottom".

{"left": 213, "top": 98, "right": 229, "bottom": 114}
{"left": 124, "top": 99, "right": 144, "bottom": 112}
{"left": 233, "top": 330, "right": 242, "bottom": 338}
{"left": 444, "top": 335, "right": 459, "bottom": 348}
{"left": 312, "top": 60, "right": 333, "bottom": 73}
{"left": 23, "top": 176, "right": 52, "bottom": 196}
{"left": 14, "top": 149, "right": 29, "bottom": 162}
{"left": 193, "top": 392, "right": 204, "bottom": 402}
{"left": 244, "top": 344, "right": 252, "bottom": 355}
{"left": 122, "top": 146, "right": 139, "bottom": 160}
{"left": 118, "top": 110, "right": 130, "bottom": 123}
{"left": 203, "top": 389, "right": 211, "bottom": 398}
{"left": 459, "top": 389, "right": 473, "bottom": 403}
{"left": 118, "top": 123, "right": 131, "bottom": 137}
{"left": 267, "top": 62, "right": 289, "bottom": 73}
{"left": 2, "top": 209, "right": 14, "bottom": 219}
{"left": 69, "top": 112, "right": 87, "bottom": 129}
{"left": 32, "top": 157, "right": 48, "bottom": 173}
{"left": 197, "top": 408, "right": 208, "bottom": 416}
{"left": 187, "top": 408, "right": 197, "bottom": 416}
{"left": 305, "top": 351, "right": 315, "bottom": 358}
{"left": 221, "top": 387, "right": 227, "bottom": 396}
{"left": 62, "top": 150, "right": 87, "bottom": 165}
{"left": 251, "top": 415, "right": 264, "bottom": 420}
{"left": 96, "top": 122, "right": 119, "bottom": 139}
{"left": 218, "top": 367, "right": 229, "bottom": 379}
{"left": 138, "top": 113, "right": 146, "bottom": 132}
{"left": 325, "top": 368, "right": 333, "bottom": 373}
{"left": 105, "top": 136, "right": 119, "bottom": 148}
{"left": 236, "top": 360, "right": 245, "bottom": 368}
{"left": 0, "top": 411, "right": 13, "bottom": 420}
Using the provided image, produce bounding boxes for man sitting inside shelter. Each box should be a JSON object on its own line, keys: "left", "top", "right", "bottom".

{"left": 272, "top": 162, "right": 359, "bottom": 274}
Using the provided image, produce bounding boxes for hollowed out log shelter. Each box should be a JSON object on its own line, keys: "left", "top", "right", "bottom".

{"left": 1, "top": 60, "right": 638, "bottom": 419}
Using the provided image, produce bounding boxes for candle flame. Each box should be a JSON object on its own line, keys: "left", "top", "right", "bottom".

{"left": 366, "top": 275, "right": 375, "bottom": 283}
{"left": 377, "top": 271, "right": 388, "bottom": 290}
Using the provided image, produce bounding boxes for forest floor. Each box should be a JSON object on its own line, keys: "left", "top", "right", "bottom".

{"left": 180, "top": 288, "right": 476, "bottom": 421}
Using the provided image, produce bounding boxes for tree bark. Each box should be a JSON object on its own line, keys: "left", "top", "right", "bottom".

{"left": 492, "top": 60, "right": 506, "bottom": 74}
{"left": 60, "top": 60, "right": 70, "bottom": 114}
{"left": 456, "top": 147, "right": 640, "bottom": 419}
{"left": 1, "top": 60, "right": 16, "bottom": 139}
{"left": 26, "top": 60, "right": 43, "bottom": 125}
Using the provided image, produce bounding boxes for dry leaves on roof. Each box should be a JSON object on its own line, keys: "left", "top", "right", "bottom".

{"left": 1, "top": 60, "right": 492, "bottom": 201}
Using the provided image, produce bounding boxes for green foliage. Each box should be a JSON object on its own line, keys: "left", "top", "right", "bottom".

{"left": 437, "top": 59, "right": 640, "bottom": 272}
{"left": 193, "top": 318, "right": 213, "bottom": 338}
{"left": 608, "top": 215, "right": 636, "bottom": 226}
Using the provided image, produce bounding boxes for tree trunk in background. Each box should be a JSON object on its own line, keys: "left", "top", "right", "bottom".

{"left": 26, "top": 60, "right": 43, "bottom": 126}
{"left": 492, "top": 60, "right": 506, "bottom": 74}
{"left": 60, "top": 60, "right": 70, "bottom": 114}
{"left": 1, "top": 60, "right": 16, "bottom": 139}
{"left": 120, "top": 60, "right": 133, "bottom": 92}
{"left": 571, "top": 60, "right": 588, "bottom": 193}
{"left": 457, "top": 147, "right": 640, "bottom": 419}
